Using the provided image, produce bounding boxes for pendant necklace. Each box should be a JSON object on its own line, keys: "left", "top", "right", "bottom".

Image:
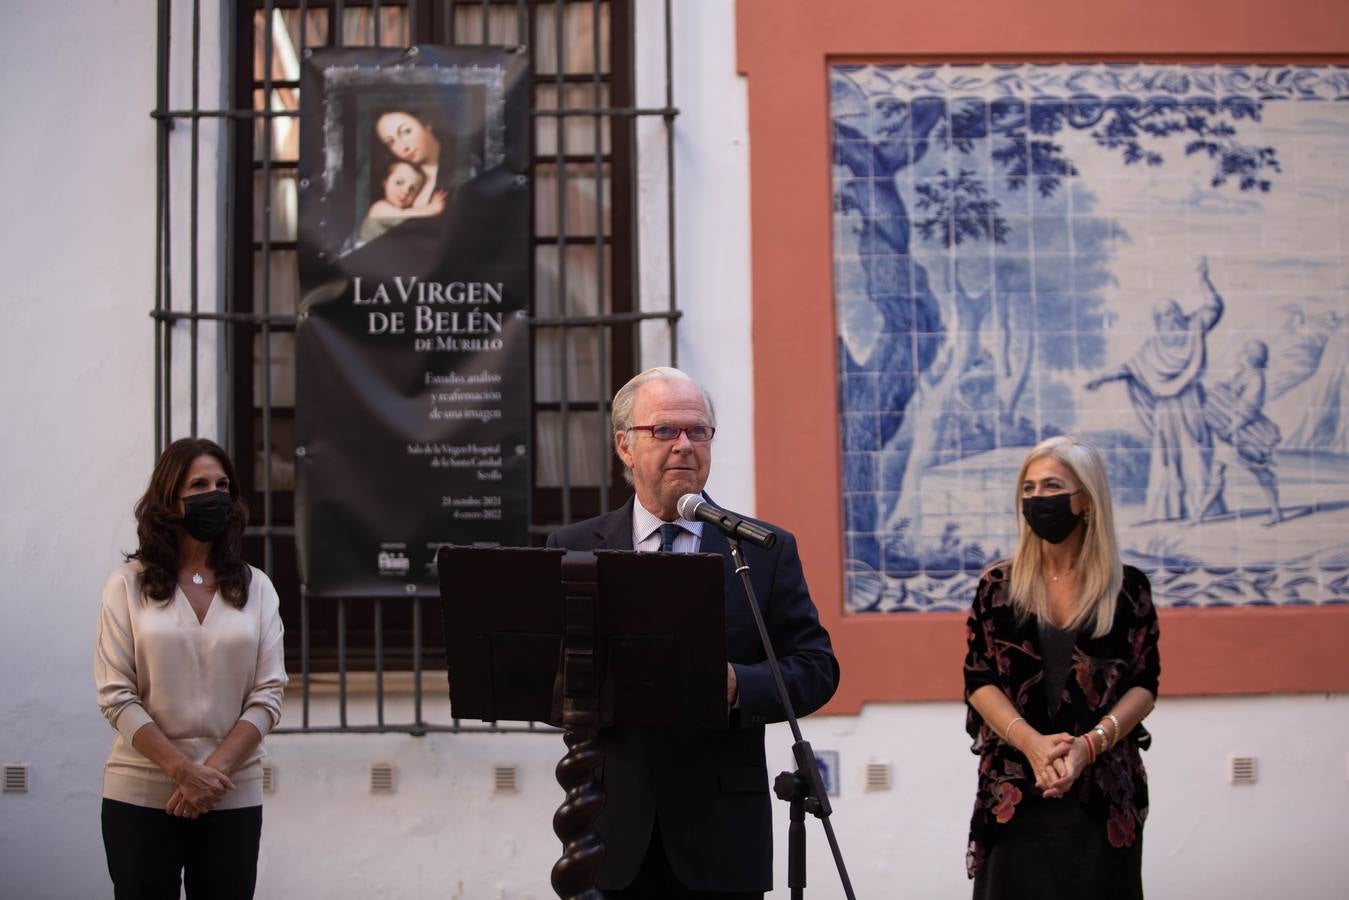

{"left": 191, "top": 572, "right": 205, "bottom": 586}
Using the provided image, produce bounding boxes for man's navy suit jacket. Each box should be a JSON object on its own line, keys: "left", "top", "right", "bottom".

{"left": 546, "top": 496, "right": 840, "bottom": 893}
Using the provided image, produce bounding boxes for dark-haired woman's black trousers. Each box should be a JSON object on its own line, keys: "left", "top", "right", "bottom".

{"left": 102, "top": 798, "right": 262, "bottom": 899}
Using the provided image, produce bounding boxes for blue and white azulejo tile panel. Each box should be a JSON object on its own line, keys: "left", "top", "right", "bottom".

{"left": 830, "top": 63, "right": 1349, "bottom": 612}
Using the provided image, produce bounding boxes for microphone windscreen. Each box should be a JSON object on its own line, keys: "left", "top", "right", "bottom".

{"left": 677, "top": 493, "right": 704, "bottom": 520}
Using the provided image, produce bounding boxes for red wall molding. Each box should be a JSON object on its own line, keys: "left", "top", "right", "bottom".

{"left": 735, "top": 0, "right": 1349, "bottom": 712}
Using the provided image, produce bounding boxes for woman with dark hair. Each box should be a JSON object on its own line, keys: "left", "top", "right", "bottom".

{"left": 963, "top": 435, "right": 1160, "bottom": 899}
{"left": 95, "top": 438, "right": 286, "bottom": 899}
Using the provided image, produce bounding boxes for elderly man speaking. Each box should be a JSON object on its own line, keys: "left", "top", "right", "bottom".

{"left": 547, "top": 366, "right": 839, "bottom": 899}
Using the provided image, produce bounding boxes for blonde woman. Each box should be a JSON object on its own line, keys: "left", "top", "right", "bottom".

{"left": 963, "top": 435, "right": 1160, "bottom": 899}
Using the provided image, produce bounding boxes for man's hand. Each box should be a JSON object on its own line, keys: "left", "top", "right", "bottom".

{"left": 727, "top": 663, "right": 738, "bottom": 705}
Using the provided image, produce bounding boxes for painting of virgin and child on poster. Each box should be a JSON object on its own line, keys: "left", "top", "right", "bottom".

{"left": 830, "top": 63, "right": 1349, "bottom": 612}
{"left": 294, "top": 46, "right": 531, "bottom": 597}
{"left": 298, "top": 45, "right": 528, "bottom": 268}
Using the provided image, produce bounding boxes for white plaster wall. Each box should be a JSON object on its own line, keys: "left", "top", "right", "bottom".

{"left": 259, "top": 726, "right": 566, "bottom": 899}
{"left": 3, "top": 2, "right": 1348, "bottom": 899}
{"left": 0, "top": 1, "right": 161, "bottom": 897}
{"left": 250, "top": 693, "right": 1349, "bottom": 899}
{"left": 636, "top": 0, "right": 756, "bottom": 514}
{"left": 769, "top": 696, "right": 1349, "bottom": 899}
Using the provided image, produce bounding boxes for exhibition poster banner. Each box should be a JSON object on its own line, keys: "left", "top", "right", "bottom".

{"left": 296, "top": 45, "right": 530, "bottom": 597}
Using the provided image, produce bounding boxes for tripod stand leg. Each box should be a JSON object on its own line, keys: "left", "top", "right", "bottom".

{"left": 789, "top": 792, "right": 807, "bottom": 899}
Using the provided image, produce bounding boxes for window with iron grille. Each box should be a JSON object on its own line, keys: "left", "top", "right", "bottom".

{"left": 152, "top": 0, "right": 678, "bottom": 733}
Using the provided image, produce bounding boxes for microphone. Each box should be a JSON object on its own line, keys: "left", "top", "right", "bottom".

{"left": 677, "top": 494, "right": 777, "bottom": 549}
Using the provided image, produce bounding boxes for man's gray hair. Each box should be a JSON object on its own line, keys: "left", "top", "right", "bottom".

{"left": 611, "top": 368, "right": 716, "bottom": 483}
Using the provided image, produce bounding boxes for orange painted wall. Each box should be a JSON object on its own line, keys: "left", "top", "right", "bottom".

{"left": 735, "top": 0, "right": 1349, "bottom": 712}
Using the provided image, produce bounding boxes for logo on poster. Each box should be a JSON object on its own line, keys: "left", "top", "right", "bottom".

{"left": 378, "top": 548, "right": 411, "bottom": 576}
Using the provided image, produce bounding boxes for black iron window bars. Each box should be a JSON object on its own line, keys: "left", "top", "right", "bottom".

{"left": 151, "top": 0, "right": 679, "bottom": 734}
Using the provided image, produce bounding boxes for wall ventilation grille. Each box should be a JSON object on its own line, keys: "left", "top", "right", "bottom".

{"left": 2, "top": 765, "right": 28, "bottom": 794}
{"left": 370, "top": 762, "right": 395, "bottom": 794}
{"left": 494, "top": 765, "right": 518, "bottom": 794}
{"left": 1228, "top": 755, "right": 1257, "bottom": 785}
{"left": 261, "top": 764, "right": 275, "bottom": 794}
{"left": 864, "top": 762, "right": 891, "bottom": 792}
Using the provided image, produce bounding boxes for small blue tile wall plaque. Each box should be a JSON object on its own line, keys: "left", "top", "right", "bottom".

{"left": 815, "top": 749, "right": 841, "bottom": 797}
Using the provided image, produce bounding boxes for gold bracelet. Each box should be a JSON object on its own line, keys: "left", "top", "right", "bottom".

{"left": 1105, "top": 713, "right": 1121, "bottom": 746}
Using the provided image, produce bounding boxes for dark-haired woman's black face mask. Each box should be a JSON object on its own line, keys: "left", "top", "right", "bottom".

{"left": 1021, "top": 491, "right": 1082, "bottom": 544}
{"left": 181, "top": 490, "right": 233, "bottom": 543}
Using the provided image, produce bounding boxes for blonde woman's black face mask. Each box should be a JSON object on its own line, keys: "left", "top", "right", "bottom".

{"left": 1021, "top": 491, "right": 1081, "bottom": 544}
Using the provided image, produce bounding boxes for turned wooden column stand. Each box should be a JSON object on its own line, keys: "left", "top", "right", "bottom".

{"left": 550, "top": 555, "right": 606, "bottom": 899}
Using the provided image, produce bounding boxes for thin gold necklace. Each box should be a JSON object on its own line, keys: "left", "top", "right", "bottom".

{"left": 1045, "top": 564, "right": 1075, "bottom": 583}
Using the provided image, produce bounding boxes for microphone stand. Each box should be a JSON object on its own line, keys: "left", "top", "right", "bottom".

{"left": 726, "top": 536, "right": 857, "bottom": 900}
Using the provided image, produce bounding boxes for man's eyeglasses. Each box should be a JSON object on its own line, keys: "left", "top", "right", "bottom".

{"left": 628, "top": 424, "right": 716, "bottom": 442}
